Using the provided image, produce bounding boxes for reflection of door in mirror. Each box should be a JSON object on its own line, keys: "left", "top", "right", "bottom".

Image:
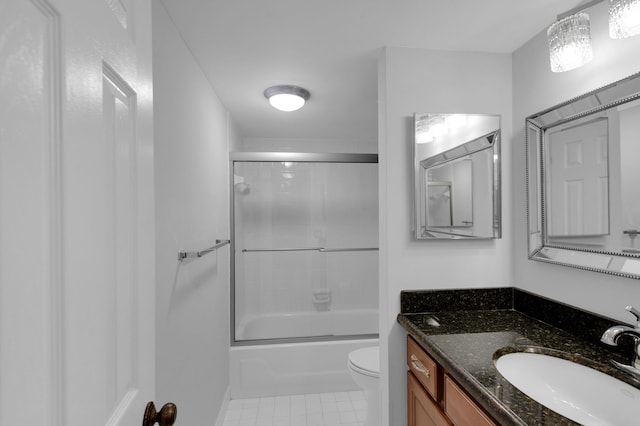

{"left": 452, "top": 159, "right": 473, "bottom": 227}
{"left": 547, "top": 118, "right": 609, "bottom": 238}
{"left": 427, "top": 182, "right": 452, "bottom": 227}
{"left": 426, "top": 158, "right": 473, "bottom": 228}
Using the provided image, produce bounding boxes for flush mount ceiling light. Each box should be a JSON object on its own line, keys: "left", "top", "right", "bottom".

{"left": 548, "top": 12, "right": 593, "bottom": 72}
{"left": 610, "top": 0, "right": 640, "bottom": 38}
{"left": 264, "top": 85, "right": 310, "bottom": 112}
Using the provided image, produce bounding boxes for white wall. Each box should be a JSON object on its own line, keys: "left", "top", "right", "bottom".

{"left": 378, "top": 46, "right": 513, "bottom": 426}
{"left": 512, "top": 1, "right": 640, "bottom": 322}
{"left": 153, "top": 3, "right": 236, "bottom": 424}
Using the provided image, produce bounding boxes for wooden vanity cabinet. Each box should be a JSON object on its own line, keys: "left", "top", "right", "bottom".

{"left": 444, "top": 375, "right": 496, "bottom": 426}
{"left": 408, "top": 371, "right": 450, "bottom": 426}
{"left": 407, "top": 336, "right": 496, "bottom": 426}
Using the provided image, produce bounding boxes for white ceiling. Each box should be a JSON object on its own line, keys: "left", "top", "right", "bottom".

{"left": 159, "top": 0, "right": 581, "bottom": 142}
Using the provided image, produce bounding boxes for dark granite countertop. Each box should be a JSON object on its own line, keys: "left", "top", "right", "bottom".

{"left": 397, "top": 288, "right": 640, "bottom": 426}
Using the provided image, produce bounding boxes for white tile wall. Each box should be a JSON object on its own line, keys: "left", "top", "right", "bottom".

{"left": 221, "top": 391, "right": 367, "bottom": 426}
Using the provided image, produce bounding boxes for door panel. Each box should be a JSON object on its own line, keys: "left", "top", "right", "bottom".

{"left": 548, "top": 119, "right": 609, "bottom": 237}
{"left": 0, "top": 0, "right": 62, "bottom": 424}
{"left": 103, "top": 62, "right": 140, "bottom": 424}
{"left": 0, "top": 0, "right": 154, "bottom": 425}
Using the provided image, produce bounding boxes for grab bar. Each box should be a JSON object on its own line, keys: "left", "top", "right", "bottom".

{"left": 178, "top": 239, "right": 230, "bottom": 261}
{"left": 242, "top": 247, "right": 378, "bottom": 253}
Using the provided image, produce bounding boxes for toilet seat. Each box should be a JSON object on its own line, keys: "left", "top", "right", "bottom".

{"left": 348, "top": 347, "right": 379, "bottom": 378}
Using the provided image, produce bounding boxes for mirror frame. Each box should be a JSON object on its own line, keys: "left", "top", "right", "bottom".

{"left": 526, "top": 71, "right": 640, "bottom": 279}
{"left": 413, "top": 113, "right": 502, "bottom": 240}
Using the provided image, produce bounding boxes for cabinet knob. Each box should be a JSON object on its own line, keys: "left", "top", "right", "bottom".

{"left": 410, "top": 354, "right": 431, "bottom": 379}
{"left": 143, "top": 401, "right": 177, "bottom": 426}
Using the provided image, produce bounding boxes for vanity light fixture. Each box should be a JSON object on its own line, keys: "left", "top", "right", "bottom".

{"left": 547, "top": 12, "right": 594, "bottom": 72}
{"left": 548, "top": 0, "right": 640, "bottom": 72}
{"left": 264, "top": 85, "right": 310, "bottom": 112}
{"left": 610, "top": 0, "right": 640, "bottom": 38}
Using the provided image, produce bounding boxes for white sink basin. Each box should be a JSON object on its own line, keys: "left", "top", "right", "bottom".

{"left": 495, "top": 352, "right": 640, "bottom": 426}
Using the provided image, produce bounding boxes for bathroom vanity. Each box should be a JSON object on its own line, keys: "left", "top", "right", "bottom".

{"left": 407, "top": 334, "right": 495, "bottom": 425}
{"left": 398, "top": 288, "right": 640, "bottom": 425}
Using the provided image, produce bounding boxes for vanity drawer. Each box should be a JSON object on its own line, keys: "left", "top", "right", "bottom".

{"left": 407, "top": 336, "right": 440, "bottom": 400}
{"left": 444, "top": 374, "right": 496, "bottom": 426}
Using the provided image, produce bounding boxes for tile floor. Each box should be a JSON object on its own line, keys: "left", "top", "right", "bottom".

{"left": 221, "top": 391, "right": 366, "bottom": 426}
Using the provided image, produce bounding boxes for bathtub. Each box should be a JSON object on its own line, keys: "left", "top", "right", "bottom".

{"left": 236, "top": 309, "right": 378, "bottom": 341}
{"left": 230, "top": 309, "right": 379, "bottom": 398}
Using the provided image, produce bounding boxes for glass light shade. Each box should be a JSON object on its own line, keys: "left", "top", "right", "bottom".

{"left": 268, "top": 94, "right": 305, "bottom": 111}
{"left": 264, "top": 85, "right": 310, "bottom": 112}
{"left": 610, "top": 0, "right": 640, "bottom": 39}
{"left": 547, "top": 12, "right": 594, "bottom": 73}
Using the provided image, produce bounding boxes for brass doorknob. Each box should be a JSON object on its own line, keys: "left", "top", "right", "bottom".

{"left": 143, "top": 401, "right": 177, "bottom": 426}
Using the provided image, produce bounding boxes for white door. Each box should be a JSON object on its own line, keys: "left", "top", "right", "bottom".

{"left": 0, "top": 0, "right": 155, "bottom": 425}
{"left": 547, "top": 118, "right": 609, "bottom": 237}
{"left": 451, "top": 159, "right": 473, "bottom": 227}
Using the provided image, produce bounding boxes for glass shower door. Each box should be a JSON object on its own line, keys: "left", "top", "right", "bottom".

{"left": 232, "top": 156, "right": 378, "bottom": 343}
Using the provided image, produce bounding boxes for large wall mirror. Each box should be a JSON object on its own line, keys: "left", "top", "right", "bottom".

{"left": 527, "top": 72, "right": 640, "bottom": 279}
{"left": 413, "top": 113, "right": 501, "bottom": 239}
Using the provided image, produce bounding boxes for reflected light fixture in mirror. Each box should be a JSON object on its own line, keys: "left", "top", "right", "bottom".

{"left": 610, "top": 0, "right": 640, "bottom": 38}
{"left": 264, "top": 85, "right": 310, "bottom": 112}
{"left": 415, "top": 114, "right": 468, "bottom": 144}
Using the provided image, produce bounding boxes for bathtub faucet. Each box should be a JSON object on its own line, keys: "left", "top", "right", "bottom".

{"left": 601, "top": 305, "right": 640, "bottom": 379}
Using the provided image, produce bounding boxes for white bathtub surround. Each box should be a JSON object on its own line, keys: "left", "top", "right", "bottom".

{"left": 230, "top": 338, "right": 379, "bottom": 399}
{"left": 236, "top": 310, "right": 378, "bottom": 341}
{"left": 221, "top": 391, "right": 366, "bottom": 426}
{"left": 232, "top": 158, "right": 378, "bottom": 341}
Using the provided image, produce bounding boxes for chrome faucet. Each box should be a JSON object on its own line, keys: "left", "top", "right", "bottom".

{"left": 601, "top": 305, "right": 640, "bottom": 379}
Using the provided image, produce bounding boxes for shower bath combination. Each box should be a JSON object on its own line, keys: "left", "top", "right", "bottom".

{"left": 229, "top": 152, "right": 379, "bottom": 397}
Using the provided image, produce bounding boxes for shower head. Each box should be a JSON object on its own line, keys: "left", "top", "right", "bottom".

{"left": 234, "top": 174, "right": 250, "bottom": 195}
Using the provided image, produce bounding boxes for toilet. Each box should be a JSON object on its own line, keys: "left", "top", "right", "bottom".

{"left": 347, "top": 346, "right": 380, "bottom": 426}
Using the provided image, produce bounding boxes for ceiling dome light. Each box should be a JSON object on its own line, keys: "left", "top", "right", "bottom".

{"left": 610, "top": 0, "right": 640, "bottom": 38}
{"left": 547, "top": 12, "right": 593, "bottom": 72}
{"left": 264, "top": 85, "right": 310, "bottom": 112}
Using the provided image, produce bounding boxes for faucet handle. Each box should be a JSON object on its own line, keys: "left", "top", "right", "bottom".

{"left": 626, "top": 306, "right": 640, "bottom": 327}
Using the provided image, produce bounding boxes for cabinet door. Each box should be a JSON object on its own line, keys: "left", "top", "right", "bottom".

{"left": 444, "top": 375, "right": 496, "bottom": 426}
{"left": 408, "top": 372, "right": 450, "bottom": 426}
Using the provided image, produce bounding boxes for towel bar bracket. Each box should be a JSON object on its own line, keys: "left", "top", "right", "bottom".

{"left": 178, "top": 239, "right": 230, "bottom": 262}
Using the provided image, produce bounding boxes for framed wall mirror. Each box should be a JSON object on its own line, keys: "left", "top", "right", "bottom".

{"left": 526, "top": 71, "right": 640, "bottom": 279}
{"left": 413, "top": 113, "right": 501, "bottom": 239}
